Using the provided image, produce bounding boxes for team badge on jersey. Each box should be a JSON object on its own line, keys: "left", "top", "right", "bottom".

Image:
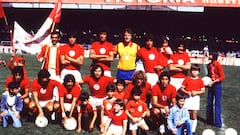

{"left": 93, "top": 84, "right": 100, "bottom": 90}
{"left": 100, "top": 48, "right": 106, "bottom": 54}
{"left": 178, "top": 59, "right": 184, "bottom": 65}
{"left": 40, "top": 88, "right": 47, "bottom": 94}
{"left": 138, "top": 105, "right": 143, "bottom": 112}
{"left": 69, "top": 50, "right": 76, "bottom": 57}
{"left": 66, "top": 94, "right": 73, "bottom": 99}
{"left": 148, "top": 53, "right": 155, "bottom": 60}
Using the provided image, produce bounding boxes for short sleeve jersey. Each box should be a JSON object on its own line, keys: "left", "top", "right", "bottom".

{"left": 91, "top": 41, "right": 114, "bottom": 71}
{"left": 152, "top": 84, "right": 176, "bottom": 106}
{"left": 123, "top": 83, "right": 151, "bottom": 102}
{"left": 125, "top": 100, "right": 148, "bottom": 117}
{"left": 115, "top": 42, "right": 140, "bottom": 70}
{"left": 168, "top": 52, "right": 190, "bottom": 78}
{"left": 32, "top": 78, "right": 60, "bottom": 101}
{"left": 108, "top": 111, "right": 128, "bottom": 126}
{"left": 114, "top": 91, "right": 125, "bottom": 101}
{"left": 181, "top": 76, "right": 204, "bottom": 92}
{"left": 102, "top": 99, "right": 115, "bottom": 116}
{"left": 58, "top": 84, "right": 81, "bottom": 103}
{"left": 59, "top": 44, "right": 84, "bottom": 70}
{"left": 83, "top": 76, "right": 115, "bottom": 98}
{"left": 137, "top": 47, "right": 161, "bottom": 73}
{"left": 77, "top": 102, "right": 96, "bottom": 114}
{"left": 5, "top": 75, "right": 30, "bottom": 96}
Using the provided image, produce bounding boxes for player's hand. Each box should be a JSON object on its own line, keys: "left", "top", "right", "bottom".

{"left": 172, "top": 128, "right": 177, "bottom": 134}
{"left": 164, "top": 106, "right": 170, "bottom": 116}
{"left": 0, "top": 111, "right": 7, "bottom": 117}
{"left": 177, "top": 120, "right": 184, "bottom": 126}
{"left": 76, "top": 128, "right": 81, "bottom": 133}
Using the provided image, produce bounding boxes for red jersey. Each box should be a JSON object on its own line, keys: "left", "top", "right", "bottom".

{"left": 58, "top": 84, "right": 81, "bottom": 103}
{"left": 123, "top": 83, "right": 151, "bottom": 102}
{"left": 60, "top": 44, "right": 84, "bottom": 70}
{"left": 37, "top": 44, "right": 61, "bottom": 75}
{"left": 114, "top": 91, "right": 125, "bottom": 100}
{"left": 91, "top": 41, "right": 114, "bottom": 71}
{"left": 102, "top": 98, "right": 115, "bottom": 116}
{"left": 137, "top": 47, "right": 161, "bottom": 73}
{"left": 32, "top": 78, "right": 60, "bottom": 101}
{"left": 168, "top": 52, "right": 190, "bottom": 78}
{"left": 152, "top": 84, "right": 176, "bottom": 106}
{"left": 5, "top": 75, "right": 30, "bottom": 96}
{"left": 83, "top": 76, "right": 115, "bottom": 98}
{"left": 125, "top": 100, "right": 148, "bottom": 117}
{"left": 208, "top": 61, "right": 225, "bottom": 81}
{"left": 78, "top": 102, "right": 96, "bottom": 114}
{"left": 108, "top": 111, "right": 128, "bottom": 126}
{"left": 182, "top": 76, "right": 205, "bottom": 92}
{"left": 7, "top": 56, "right": 28, "bottom": 75}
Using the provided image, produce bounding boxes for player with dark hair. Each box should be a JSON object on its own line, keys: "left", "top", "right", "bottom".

{"left": 125, "top": 87, "right": 149, "bottom": 135}
{"left": 59, "top": 74, "right": 81, "bottom": 124}
{"left": 206, "top": 52, "right": 225, "bottom": 128}
{"left": 60, "top": 32, "right": 84, "bottom": 83}
{"left": 89, "top": 27, "right": 114, "bottom": 77}
{"left": 28, "top": 69, "right": 61, "bottom": 122}
{"left": 76, "top": 92, "right": 97, "bottom": 133}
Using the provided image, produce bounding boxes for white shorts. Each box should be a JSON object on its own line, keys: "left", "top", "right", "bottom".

{"left": 89, "top": 96, "right": 106, "bottom": 107}
{"left": 53, "top": 87, "right": 59, "bottom": 101}
{"left": 63, "top": 103, "right": 72, "bottom": 112}
{"left": 106, "top": 124, "right": 124, "bottom": 135}
{"left": 184, "top": 95, "right": 200, "bottom": 110}
{"left": 104, "top": 70, "right": 111, "bottom": 77}
{"left": 39, "top": 100, "right": 53, "bottom": 108}
{"left": 48, "top": 68, "right": 61, "bottom": 82}
{"left": 146, "top": 72, "right": 159, "bottom": 87}
{"left": 129, "top": 118, "right": 147, "bottom": 130}
{"left": 60, "top": 69, "right": 82, "bottom": 83}
{"left": 170, "top": 77, "right": 185, "bottom": 91}
{"left": 102, "top": 115, "right": 109, "bottom": 124}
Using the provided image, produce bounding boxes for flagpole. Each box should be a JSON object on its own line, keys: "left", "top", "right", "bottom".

{"left": 3, "top": 16, "right": 8, "bottom": 26}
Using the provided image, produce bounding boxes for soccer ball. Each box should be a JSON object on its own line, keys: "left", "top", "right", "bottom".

{"left": 202, "top": 76, "right": 212, "bottom": 86}
{"left": 202, "top": 129, "right": 215, "bottom": 135}
{"left": 225, "top": 128, "right": 237, "bottom": 135}
{"left": 35, "top": 116, "right": 48, "bottom": 128}
{"left": 63, "top": 117, "right": 77, "bottom": 130}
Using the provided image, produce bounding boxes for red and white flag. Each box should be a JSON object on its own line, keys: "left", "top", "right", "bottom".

{"left": 0, "top": 2, "right": 5, "bottom": 19}
{"left": 13, "top": 0, "right": 62, "bottom": 55}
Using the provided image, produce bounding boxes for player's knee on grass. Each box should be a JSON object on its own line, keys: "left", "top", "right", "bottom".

{"left": 45, "top": 101, "right": 54, "bottom": 112}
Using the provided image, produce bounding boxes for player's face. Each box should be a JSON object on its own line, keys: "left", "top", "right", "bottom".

{"left": 116, "top": 83, "right": 124, "bottom": 92}
{"left": 161, "top": 76, "right": 169, "bottom": 87}
{"left": 94, "top": 67, "right": 103, "bottom": 78}
{"left": 66, "top": 80, "right": 74, "bottom": 90}
{"left": 14, "top": 73, "right": 22, "bottom": 82}
{"left": 68, "top": 37, "right": 76, "bottom": 45}
{"left": 145, "top": 39, "right": 153, "bottom": 49}
{"left": 177, "top": 44, "right": 185, "bottom": 53}
{"left": 114, "top": 104, "right": 122, "bottom": 113}
{"left": 136, "top": 76, "right": 144, "bottom": 86}
{"left": 51, "top": 34, "right": 60, "bottom": 45}
{"left": 99, "top": 32, "right": 107, "bottom": 42}
{"left": 9, "top": 88, "right": 19, "bottom": 96}
{"left": 162, "top": 41, "right": 168, "bottom": 47}
{"left": 191, "top": 69, "right": 200, "bottom": 77}
{"left": 133, "top": 94, "right": 141, "bottom": 101}
{"left": 123, "top": 32, "right": 132, "bottom": 43}
{"left": 40, "top": 77, "right": 50, "bottom": 88}
{"left": 177, "top": 98, "right": 185, "bottom": 108}
{"left": 107, "top": 90, "right": 114, "bottom": 98}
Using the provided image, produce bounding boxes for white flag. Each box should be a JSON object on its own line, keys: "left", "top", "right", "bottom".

{"left": 13, "top": 0, "right": 62, "bottom": 55}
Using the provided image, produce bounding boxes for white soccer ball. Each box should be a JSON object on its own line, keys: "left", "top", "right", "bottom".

{"left": 225, "top": 128, "right": 238, "bottom": 135}
{"left": 35, "top": 116, "right": 48, "bottom": 128}
{"left": 202, "top": 129, "right": 215, "bottom": 135}
{"left": 202, "top": 76, "right": 212, "bottom": 86}
{"left": 63, "top": 117, "right": 77, "bottom": 130}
